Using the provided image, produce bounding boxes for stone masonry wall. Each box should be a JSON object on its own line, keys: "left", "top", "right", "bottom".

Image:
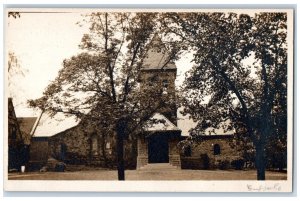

{"left": 181, "top": 137, "right": 241, "bottom": 169}
{"left": 137, "top": 138, "right": 148, "bottom": 169}
{"left": 169, "top": 138, "right": 181, "bottom": 167}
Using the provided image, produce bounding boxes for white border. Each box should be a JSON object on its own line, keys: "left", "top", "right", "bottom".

{"left": 2, "top": 7, "right": 294, "bottom": 193}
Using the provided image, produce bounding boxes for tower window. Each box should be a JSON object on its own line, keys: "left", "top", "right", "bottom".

{"left": 148, "top": 76, "right": 158, "bottom": 87}
{"left": 162, "top": 79, "right": 169, "bottom": 88}
{"left": 213, "top": 144, "right": 221, "bottom": 155}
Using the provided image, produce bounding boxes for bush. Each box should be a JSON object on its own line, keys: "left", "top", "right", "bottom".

{"left": 54, "top": 162, "right": 66, "bottom": 172}
{"left": 219, "top": 160, "right": 230, "bottom": 170}
{"left": 231, "top": 159, "right": 244, "bottom": 170}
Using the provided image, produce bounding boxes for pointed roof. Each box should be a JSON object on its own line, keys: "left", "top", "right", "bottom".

{"left": 142, "top": 34, "right": 176, "bottom": 70}
{"left": 17, "top": 117, "right": 38, "bottom": 144}
{"left": 176, "top": 107, "right": 235, "bottom": 137}
{"left": 144, "top": 113, "right": 181, "bottom": 132}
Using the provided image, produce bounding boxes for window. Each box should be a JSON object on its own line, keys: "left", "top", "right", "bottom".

{"left": 91, "top": 135, "right": 98, "bottom": 156}
{"left": 148, "top": 76, "right": 158, "bottom": 86}
{"left": 60, "top": 143, "right": 67, "bottom": 161}
{"left": 106, "top": 142, "right": 112, "bottom": 155}
{"left": 11, "top": 127, "right": 17, "bottom": 139}
{"left": 162, "top": 79, "right": 169, "bottom": 88}
{"left": 213, "top": 144, "right": 221, "bottom": 155}
{"left": 106, "top": 142, "right": 111, "bottom": 149}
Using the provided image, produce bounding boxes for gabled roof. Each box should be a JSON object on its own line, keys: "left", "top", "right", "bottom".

{"left": 144, "top": 113, "right": 181, "bottom": 132}
{"left": 142, "top": 34, "right": 176, "bottom": 70}
{"left": 17, "top": 117, "right": 38, "bottom": 144}
{"left": 177, "top": 108, "right": 235, "bottom": 137}
{"left": 33, "top": 112, "right": 80, "bottom": 137}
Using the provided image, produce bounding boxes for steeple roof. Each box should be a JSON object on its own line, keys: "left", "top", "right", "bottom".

{"left": 142, "top": 34, "right": 176, "bottom": 70}
{"left": 144, "top": 113, "right": 181, "bottom": 132}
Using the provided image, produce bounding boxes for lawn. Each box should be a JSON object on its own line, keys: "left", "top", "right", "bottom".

{"left": 8, "top": 169, "right": 287, "bottom": 180}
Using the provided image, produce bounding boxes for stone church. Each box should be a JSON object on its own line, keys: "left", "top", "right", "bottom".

{"left": 28, "top": 34, "right": 242, "bottom": 171}
{"left": 136, "top": 34, "right": 182, "bottom": 168}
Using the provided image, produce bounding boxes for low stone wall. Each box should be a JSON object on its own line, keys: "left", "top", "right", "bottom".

{"left": 169, "top": 139, "right": 181, "bottom": 167}
{"left": 137, "top": 138, "right": 148, "bottom": 168}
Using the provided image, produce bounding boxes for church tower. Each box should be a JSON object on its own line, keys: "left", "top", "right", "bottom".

{"left": 140, "top": 34, "right": 178, "bottom": 125}
{"left": 136, "top": 34, "right": 182, "bottom": 169}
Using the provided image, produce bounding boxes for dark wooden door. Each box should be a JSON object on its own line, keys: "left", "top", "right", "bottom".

{"left": 148, "top": 135, "right": 169, "bottom": 163}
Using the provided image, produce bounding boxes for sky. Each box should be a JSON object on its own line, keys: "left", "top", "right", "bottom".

{"left": 7, "top": 12, "right": 88, "bottom": 116}
{"left": 6, "top": 11, "right": 194, "bottom": 117}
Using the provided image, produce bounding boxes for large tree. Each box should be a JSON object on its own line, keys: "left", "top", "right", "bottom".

{"left": 162, "top": 12, "right": 287, "bottom": 180}
{"left": 29, "top": 12, "right": 176, "bottom": 180}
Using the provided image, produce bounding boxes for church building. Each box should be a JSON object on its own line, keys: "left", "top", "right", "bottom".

{"left": 27, "top": 34, "right": 241, "bottom": 171}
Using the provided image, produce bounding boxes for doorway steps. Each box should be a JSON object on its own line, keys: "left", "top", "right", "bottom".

{"left": 139, "top": 163, "right": 178, "bottom": 171}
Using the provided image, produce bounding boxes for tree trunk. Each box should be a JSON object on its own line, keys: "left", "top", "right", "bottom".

{"left": 116, "top": 118, "right": 127, "bottom": 181}
{"left": 255, "top": 142, "right": 266, "bottom": 180}
{"left": 117, "top": 131, "right": 125, "bottom": 180}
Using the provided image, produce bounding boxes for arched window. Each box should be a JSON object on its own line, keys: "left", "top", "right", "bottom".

{"left": 60, "top": 143, "right": 67, "bottom": 161}
{"left": 184, "top": 145, "right": 192, "bottom": 157}
{"left": 213, "top": 144, "right": 221, "bottom": 155}
{"left": 90, "top": 134, "right": 98, "bottom": 156}
{"left": 11, "top": 126, "right": 17, "bottom": 139}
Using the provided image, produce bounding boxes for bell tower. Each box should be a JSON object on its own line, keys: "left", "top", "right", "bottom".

{"left": 140, "top": 34, "right": 177, "bottom": 125}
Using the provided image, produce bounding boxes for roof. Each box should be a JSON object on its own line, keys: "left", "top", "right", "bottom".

{"left": 30, "top": 107, "right": 233, "bottom": 138}
{"left": 144, "top": 113, "right": 181, "bottom": 132}
{"left": 142, "top": 34, "right": 176, "bottom": 70}
{"left": 17, "top": 117, "right": 38, "bottom": 144}
{"left": 177, "top": 111, "right": 197, "bottom": 137}
{"left": 17, "top": 117, "right": 37, "bottom": 136}
{"left": 33, "top": 112, "right": 80, "bottom": 137}
{"left": 177, "top": 108, "right": 235, "bottom": 137}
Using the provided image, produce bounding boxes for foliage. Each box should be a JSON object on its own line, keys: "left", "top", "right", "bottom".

{"left": 218, "top": 159, "right": 231, "bottom": 170}
{"left": 28, "top": 12, "right": 176, "bottom": 180}
{"left": 162, "top": 12, "right": 287, "bottom": 179}
{"left": 8, "top": 12, "right": 20, "bottom": 18}
{"left": 231, "top": 159, "right": 245, "bottom": 170}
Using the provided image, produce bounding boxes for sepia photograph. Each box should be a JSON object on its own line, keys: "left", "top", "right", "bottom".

{"left": 4, "top": 7, "right": 294, "bottom": 192}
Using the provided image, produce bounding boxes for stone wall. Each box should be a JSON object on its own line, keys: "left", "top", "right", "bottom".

{"left": 169, "top": 138, "right": 181, "bottom": 167}
{"left": 137, "top": 137, "right": 148, "bottom": 169}
{"left": 29, "top": 137, "right": 49, "bottom": 170}
{"left": 181, "top": 136, "right": 241, "bottom": 169}
{"left": 48, "top": 122, "right": 137, "bottom": 169}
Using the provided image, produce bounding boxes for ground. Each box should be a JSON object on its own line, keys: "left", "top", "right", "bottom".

{"left": 8, "top": 169, "right": 287, "bottom": 180}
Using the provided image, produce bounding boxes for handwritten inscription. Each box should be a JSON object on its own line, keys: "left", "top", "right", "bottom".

{"left": 247, "top": 183, "right": 282, "bottom": 192}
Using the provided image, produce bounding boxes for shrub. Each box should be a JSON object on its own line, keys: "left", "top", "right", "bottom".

{"left": 219, "top": 160, "right": 230, "bottom": 170}
{"left": 200, "top": 154, "right": 210, "bottom": 169}
{"left": 54, "top": 162, "right": 66, "bottom": 172}
{"left": 231, "top": 159, "right": 245, "bottom": 170}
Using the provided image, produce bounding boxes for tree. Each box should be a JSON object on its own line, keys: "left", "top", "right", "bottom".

{"left": 162, "top": 12, "right": 287, "bottom": 180}
{"left": 8, "top": 52, "right": 28, "bottom": 104}
{"left": 8, "top": 12, "right": 20, "bottom": 18}
{"left": 28, "top": 12, "right": 175, "bottom": 180}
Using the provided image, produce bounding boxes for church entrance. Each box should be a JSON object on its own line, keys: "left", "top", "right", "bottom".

{"left": 148, "top": 134, "right": 169, "bottom": 163}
